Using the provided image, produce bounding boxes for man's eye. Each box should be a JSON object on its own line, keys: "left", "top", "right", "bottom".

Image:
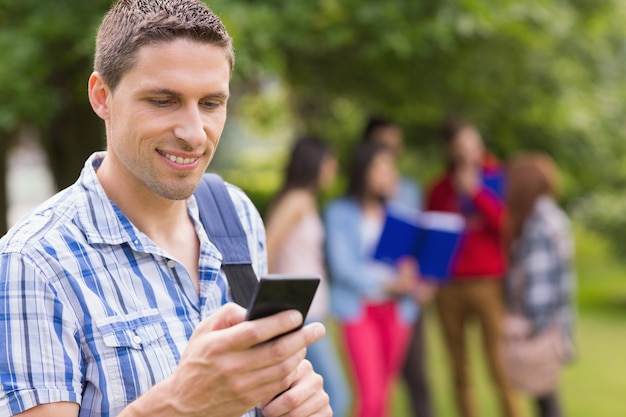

{"left": 151, "top": 98, "right": 175, "bottom": 107}
{"left": 202, "top": 101, "right": 220, "bottom": 109}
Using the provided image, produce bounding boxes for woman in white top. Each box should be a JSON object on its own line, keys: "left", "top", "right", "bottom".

{"left": 265, "top": 137, "right": 350, "bottom": 417}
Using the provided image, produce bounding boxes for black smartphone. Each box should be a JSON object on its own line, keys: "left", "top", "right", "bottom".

{"left": 245, "top": 274, "right": 321, "bottom": 335}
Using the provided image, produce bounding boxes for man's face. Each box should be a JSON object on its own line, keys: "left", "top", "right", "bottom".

{"left": 449, "top": 126, "right": 484, "bottom": 169}
{"left": 97, "top": 38, "right": 230, "bottom": 201}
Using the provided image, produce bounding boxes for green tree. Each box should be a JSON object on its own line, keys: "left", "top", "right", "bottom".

{"left": 213, "top": 0, "right": 626, "bottom": 200}
{"left": 0, "top": 0, "right": 110, "bottom": 234}
{"left": 2, "top": 0, "right": 625, "bottom": 242}
{"left": 0, "top": 131, "right": 12, "bottom": 234}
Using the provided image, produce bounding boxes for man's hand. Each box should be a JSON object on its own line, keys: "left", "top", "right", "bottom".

{"left": 14, "top": 303, "right": 331, "bottom": 417}
{"left": 259, "top": 359, "right": 331, "bottom": 417}
{"left": 453, "top": 160, "right": 481, "bottom": 197}
{"left": 122, "top": 303, "right": 326, "bottom": 417}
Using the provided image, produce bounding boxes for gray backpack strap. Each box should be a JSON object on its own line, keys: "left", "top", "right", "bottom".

{"left": 194, "top": 173, "right": 258, "bottom": 307}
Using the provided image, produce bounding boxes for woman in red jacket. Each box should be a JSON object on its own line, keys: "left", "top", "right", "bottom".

{"left": 427, "top": 117, "right": 521, "bottom": 417}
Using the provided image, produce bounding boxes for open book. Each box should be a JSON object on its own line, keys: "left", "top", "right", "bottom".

{"left": 372, "top": 207, "right": 465, "bottom": 281}
{"left": 482, "top": 165, "right": 505, "bottom": 198}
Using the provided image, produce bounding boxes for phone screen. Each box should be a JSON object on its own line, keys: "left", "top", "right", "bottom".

{"left": 245, "top": 274, "right": 320, "bottom": 327}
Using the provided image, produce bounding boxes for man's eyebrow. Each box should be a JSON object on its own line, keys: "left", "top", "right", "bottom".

{"left": 144, "top": 88, "right": 180, "bottom": 97}
{"left": 143, "top": 88, "right": 229, "bottom": 100}
{"left": 203, "top": 92, "right": 230, "bottom": 100}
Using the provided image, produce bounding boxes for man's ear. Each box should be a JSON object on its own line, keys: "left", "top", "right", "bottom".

{"left": 88, "top": 72, "right": 111, "bottom": 121}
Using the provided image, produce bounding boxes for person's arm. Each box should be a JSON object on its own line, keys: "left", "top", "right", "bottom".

{"left": 15, "top": 402, "right": 79, "bottom": 417}
{"left": 453, "top": 161, "right": 504, "bottom": 233}
{"left": 471, "top": 188, "right": 504, "bottom": 233}
{"left": 1, "top": 252, "right": 83, "bottom": 417}
{"left": 324, "top": 200, "right": 386, "bottom": 297}
{"left": 12, "top": 290, "right": 328, "bottom": 417}
{"left": 265, "top": 192, "right": 307, "bottom": 272}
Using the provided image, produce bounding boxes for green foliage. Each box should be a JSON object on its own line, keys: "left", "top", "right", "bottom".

{"left": 2, "top": 0, "right": 626, "bottom": 250}
{"left": 573, "top": 192, "right": 626, "bottom": 262}
{"left": 211, "top": 0, "right": 626, "bottom": 202}
{"left": 0, "top": 0, "right": 112, "bottom": 195}
{"left": 210, "top": 0, "right": 626, "bottom": 257}
{"left": 0, "top": 0, "right": 110, "bottom": 131}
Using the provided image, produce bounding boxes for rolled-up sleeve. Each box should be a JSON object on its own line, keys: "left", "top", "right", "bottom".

{"left": 0, "top": 252, "right": 82, "bottom": 415}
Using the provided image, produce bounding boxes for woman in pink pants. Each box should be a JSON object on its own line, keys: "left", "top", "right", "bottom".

{"left": 324, "top": 142, "right": 421, "bottom": 417}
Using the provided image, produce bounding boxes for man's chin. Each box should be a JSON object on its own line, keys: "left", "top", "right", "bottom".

{"left": 149, "top": 179, "right": 199, "bottom": 201}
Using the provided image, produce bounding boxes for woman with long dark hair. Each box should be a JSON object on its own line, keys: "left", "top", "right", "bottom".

{"left": 325, "top": 141, "right": 419, "bottom": 417}
{"left": 265, "top": 137, "right": 350, "bottom": 417}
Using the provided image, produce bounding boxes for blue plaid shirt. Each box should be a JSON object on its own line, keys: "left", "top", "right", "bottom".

{"left": 0, "top": 152, "right": 266, "bottom": 417}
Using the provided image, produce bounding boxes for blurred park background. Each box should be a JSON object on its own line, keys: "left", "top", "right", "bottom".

{"left": 2, "top": 0, "right": 626, "bottom": 415}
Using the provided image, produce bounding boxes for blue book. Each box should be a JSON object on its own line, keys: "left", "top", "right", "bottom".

{"left": 460, "top": 167, "right": 505, "bottom": 215}
{"left": 372, "top": 207, "right": 465, "bottom": 282}
{"left": 482, "top": 166, "right": 505, "bottom": 198}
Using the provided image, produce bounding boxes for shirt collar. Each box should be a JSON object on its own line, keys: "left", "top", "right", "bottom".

{"left": 75, "top": 152, "right": 201, "bottom": 249}
{"left": 74, "top": 152, "right": 127, "bottom": 246}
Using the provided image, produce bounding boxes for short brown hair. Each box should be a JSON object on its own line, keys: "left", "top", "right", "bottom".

{"left": 439, "top": 115, "right": 473, "bottom": 145}
{"left": 94, "top": 0, "right": 234, "bottom": 91}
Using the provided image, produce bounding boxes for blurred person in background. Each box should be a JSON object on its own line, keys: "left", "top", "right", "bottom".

{"left": 324, "top": 141, "right": 421, "bottom": 417}
{"left": 361, "top": 116, "right": 433, "bottom": 417}
{"left": 265, "top": 137, "right": 350, "bottom": 417}
{"left": 426, "top": 117, "right": 522, "bottom": 417}
{"left": 504, "top": 152, "right": 576, "bottom": 417}
{"left": 361, "top": 117, "right": 423, "bottom": 210}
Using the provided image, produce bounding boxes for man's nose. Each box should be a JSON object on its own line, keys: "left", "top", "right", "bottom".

{"left": 173, "top": 104, "right": 207, "bottom": 147}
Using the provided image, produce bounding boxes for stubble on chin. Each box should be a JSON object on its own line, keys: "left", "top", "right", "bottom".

{"left": 145, "top": 175, "right": 201, "bottom": 201}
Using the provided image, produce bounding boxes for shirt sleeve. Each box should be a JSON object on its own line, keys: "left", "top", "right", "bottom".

{"left": 471, "top": 187, "right": 505, "bottom": 234}
{"left": 323, "top": 201, "right": 385, "bottom": 298}
{"left": 0, "top": 251, "right": 83, "bottom": 415}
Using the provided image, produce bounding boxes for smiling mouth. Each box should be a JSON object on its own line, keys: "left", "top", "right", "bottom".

{"left": 157, "top": 150, "right": 199, "bottom": 165}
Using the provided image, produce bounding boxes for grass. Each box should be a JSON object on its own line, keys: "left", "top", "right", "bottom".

{"left": 556, "top": 226, "right": 626, "bottom": 417}
{"left": 336, "top": 225, "right": 626, "bottom": 417}
{"left": 391, "top": 307, "right": 626, "bottom": 417}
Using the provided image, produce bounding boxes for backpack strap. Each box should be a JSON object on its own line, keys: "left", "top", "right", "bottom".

{"left": 194, "top": 173, "right": 258, "bottom": 307}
